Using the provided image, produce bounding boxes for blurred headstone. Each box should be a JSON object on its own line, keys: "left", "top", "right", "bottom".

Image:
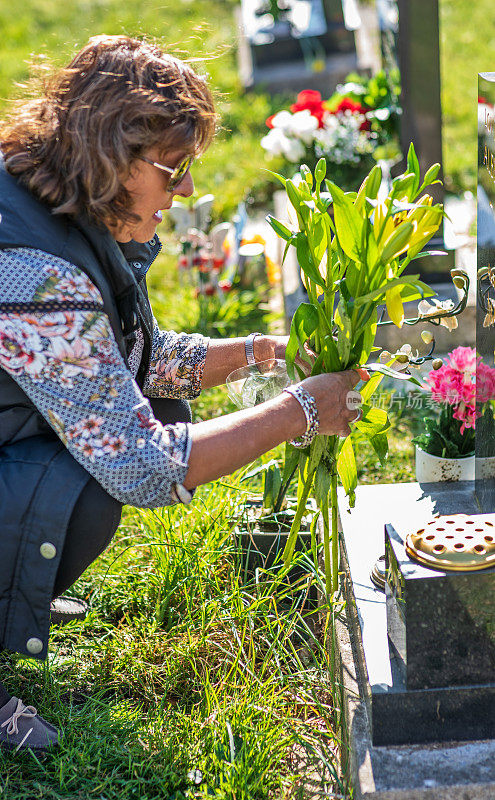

{"left": 476, "top": 73, "right": 495, "bottom": 513}
{"left": 237, "top": 0, "right": 357, "bottom": 94}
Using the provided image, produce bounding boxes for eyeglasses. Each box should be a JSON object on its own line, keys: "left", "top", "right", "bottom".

{"left": 138, "top": 154, "right": 194, "bottom": 191}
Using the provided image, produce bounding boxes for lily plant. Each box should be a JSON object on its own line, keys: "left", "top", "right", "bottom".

{"left": 267, "top": 144, "right": 445, "bottom": 595}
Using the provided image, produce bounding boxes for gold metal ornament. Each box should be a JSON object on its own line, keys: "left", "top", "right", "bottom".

{"left": 406, "top": 515, "right": 495, "bottom": 571}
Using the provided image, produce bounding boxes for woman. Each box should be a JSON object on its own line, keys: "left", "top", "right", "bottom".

{"left": 0, "top": 35, "right": 364, "bottom": 752}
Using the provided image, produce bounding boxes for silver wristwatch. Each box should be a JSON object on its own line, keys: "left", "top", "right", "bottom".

{"left": 245, "top": 332, "right": 262, "bottom": 368}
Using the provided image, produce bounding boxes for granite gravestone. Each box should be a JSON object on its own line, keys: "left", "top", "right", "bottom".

{"left": 476, "top": 73, "right": 495, "bottom": 513}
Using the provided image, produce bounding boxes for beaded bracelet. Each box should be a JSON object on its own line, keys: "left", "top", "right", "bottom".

{"left": 283, "top": 384, "right": 320, "bottom": 448}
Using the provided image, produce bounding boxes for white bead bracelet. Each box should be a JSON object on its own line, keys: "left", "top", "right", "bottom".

{"left": 283, "top": 384, "right": 320, "bottom": 448}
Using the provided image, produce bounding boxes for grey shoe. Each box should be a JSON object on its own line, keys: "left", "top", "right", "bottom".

{"left": 0, "top": 697, "right": 59, "bottom": 752}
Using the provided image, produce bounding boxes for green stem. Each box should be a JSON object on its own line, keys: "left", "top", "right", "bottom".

{"left": 282, "top": 467, "right": 316, "bottom": 568}
{"left": 331, "top": 471, "right": 339, "bottom": 594}
{"left": 321, "top": 500, "right": 331, "bottom": 597}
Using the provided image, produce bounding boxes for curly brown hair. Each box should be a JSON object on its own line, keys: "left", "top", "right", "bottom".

{"left": 0, "top": 35, "right": 217, "bottom": 226}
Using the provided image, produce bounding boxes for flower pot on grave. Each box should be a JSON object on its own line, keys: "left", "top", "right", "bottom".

{"left": 235, "top": 498, "right": 317, "bottom": 605}
{"left": 415, "top": 445, "right": 475, "bottom": 482}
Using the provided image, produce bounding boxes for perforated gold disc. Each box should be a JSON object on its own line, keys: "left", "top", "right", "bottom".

{"left": 405, "top": 515, "right": 495, "bottom": 571}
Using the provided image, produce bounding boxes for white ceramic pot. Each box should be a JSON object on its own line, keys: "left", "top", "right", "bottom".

{"left": 476, "top": 456, "right": 495, "bottom": 480}
{"left": 415, "top": 445, "right": 475, "bottom": 482}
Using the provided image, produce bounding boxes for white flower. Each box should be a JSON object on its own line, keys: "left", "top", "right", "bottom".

{"left": 283, "top": 137, "right": 306, "bottom": 163}
{"left": 0, "top": 316, "right": 47, "bottom": 377}
{"left": 268, "top": 110, "right": 295, "bottom": 134}
{"left": 261, "top": 128, "right": 291, "bottom": 157}
{"left": 418, "top": 298, "right": 458, "bottom": 330}
{"left": 289, "top": 110, "right": 319, "bottom": 145}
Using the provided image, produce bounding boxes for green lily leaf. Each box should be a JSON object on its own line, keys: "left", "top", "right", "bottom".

{"left": 326, "top": 180, "right": 363, "bottom": 262}
{"left": 407, "top": 249, "right": 448, "bottom": 262}
{"left": 368, "top": 432, "right": 389, "bottom": 466}
{"left": 337, "top": 436, "right": 357, "bottom": 506}
{"left": 354, "top": 274, "right": 420, "bottom": 305}
{"left": 399, "top": 281, "right": 436, "bottom": 303}
{"left": 355, "top": 405, "right": 390, "bottom": 436}
{"left": 295, "top": 234, "right": 326, "bottom": 288}
{"left": 320, "top": 333, "right": 342, "bottom": 372}
{"left": 386, "top": 283, "right": 405, "bottom": 327}
{"left": 286, "top": 303, "right": 319, "bottom": 380}
{"left": 314, "top": 461, "right": 331, "bottom": 509}
{"left": 266, "top": 215, "right": 292, "bottom": 241}
{"left": 264, "top": 169, "right": 287, "bottom": 188}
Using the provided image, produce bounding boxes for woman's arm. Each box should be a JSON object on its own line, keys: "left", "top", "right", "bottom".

{"left": 184, "top": 370, "right": 362, "bottom": 488}
{"left": 201, "top": 334, "right": 293, "bottom": 389}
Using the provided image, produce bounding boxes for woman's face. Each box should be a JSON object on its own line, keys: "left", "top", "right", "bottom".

{"left": 111, "top": 146, "right": 195, "bottom": 243}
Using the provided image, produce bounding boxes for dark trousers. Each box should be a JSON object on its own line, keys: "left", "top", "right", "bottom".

{"left": 53, "top": 397, "right": 191, "bottom": 597}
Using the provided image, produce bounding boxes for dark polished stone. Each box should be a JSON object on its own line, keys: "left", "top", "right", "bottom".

{"left": 339, "top": 482, "right": 495, "bottom": 746}
{"left": 385, "top": 523, "right": 495, "bottom": 691}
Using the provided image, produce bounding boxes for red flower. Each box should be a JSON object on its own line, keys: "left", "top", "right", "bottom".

{"left": 265, "top": 114, "right": 277, "bottom": 129}
{"left": 204, "top": 285, "right": 216, "bottom": 296}
{"left": 218, "top": 279, "right": 232, "bottom": 293}
{"left": 290, "top": 90, "right": 326, "bottom": 127}
{"left": 330, "top": 97, "right": 370, "bottom": 130}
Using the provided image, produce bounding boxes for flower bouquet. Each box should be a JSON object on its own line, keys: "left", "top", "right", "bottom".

{"left": 261, "top": 70, "right": 401, "bottom": 192}
{"left": 267, "top": 144, "right": 446, "bottom": 594}
{"left": 412, "top": 347, "right": 476, "bottom": 460}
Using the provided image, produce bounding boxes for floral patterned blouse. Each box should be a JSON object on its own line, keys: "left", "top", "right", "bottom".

{"left": 0, "top": 247, "right": 209, "bottom": 508}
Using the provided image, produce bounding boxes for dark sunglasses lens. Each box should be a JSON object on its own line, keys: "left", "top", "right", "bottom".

{"left": 169, "top": 156, "right": 193, "bottom": 189}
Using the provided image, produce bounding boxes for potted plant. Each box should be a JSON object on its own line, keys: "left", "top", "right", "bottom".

{"left": 412, "top": 346, "right": 476, "bottom": 482}
{"left": 235, "top": 453, "right": 318, "bottom": 603}
{"left": 267, "top": 145, "right": 450, "bottom": 595}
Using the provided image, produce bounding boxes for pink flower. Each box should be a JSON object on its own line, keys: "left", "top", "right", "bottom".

{"left": 477, "top": 360, "right": 495, "bottom": 403}
{"left": 22, "top": 311, "right": 81, "bottom": 340}
{"left": 101, "top": 434, "right": 127, "bottom": 457}
{"left": 51, "top": 336, "right": 100, "bottom": 378}
{"left": 426, "top": 346, "right": 477, "bottom": 430}
{"left": 78, "top": 415, "right": 105, "bottom": 439}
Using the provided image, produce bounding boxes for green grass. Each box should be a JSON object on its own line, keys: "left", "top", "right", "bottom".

{"left": 0, "top": 477, "right": 346, "bottom": 799}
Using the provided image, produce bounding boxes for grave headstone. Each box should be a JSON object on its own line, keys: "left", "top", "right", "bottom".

{"left": 237, "top": 0, "right": 357, "bottom": 94}
{"left": 379, "top": 0, "right": 453, "bottom": 279}
{"left": 476, "top": 73, "right": 495, "bottom": 513}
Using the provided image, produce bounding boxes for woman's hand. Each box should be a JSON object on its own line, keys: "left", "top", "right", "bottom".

{"left": 300, "top": 368, "right": 369, "bottom": 439}
{"left": 255, "top": 334, "right": 314, "bottom": 376}
{"left": 185, "top": 366, "right": 369, "bottom": 489}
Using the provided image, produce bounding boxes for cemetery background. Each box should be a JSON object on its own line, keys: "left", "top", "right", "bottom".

{"left": 0, "top": 0, "right": 493, "bottom": 797}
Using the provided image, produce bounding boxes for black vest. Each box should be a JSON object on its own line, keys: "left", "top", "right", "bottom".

{"left": 0, "top": 162, "right": 160, "bottom": 659}
{"left": 0, "top": 160, "right": 162, "bottom": 446}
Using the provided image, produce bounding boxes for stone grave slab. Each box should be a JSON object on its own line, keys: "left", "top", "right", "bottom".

{"left": 336, "top": 482, "right": 495, "bottom": 798}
